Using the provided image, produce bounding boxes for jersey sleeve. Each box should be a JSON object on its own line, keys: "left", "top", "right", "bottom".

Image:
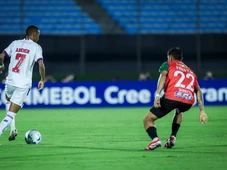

{"left": 159, "top": 62, "right": 169, "bottom": 73}
{"left": 193, "top": 76, "right": 199, "bottom": 93}
{"left": 35, "top": 45, "right": 43, "bottom": 62}
{"left": 194, "top": 76, "right": 199, "bottom": 86}
{"left": 4, "top": 41, "right": 15, "bottom": 57}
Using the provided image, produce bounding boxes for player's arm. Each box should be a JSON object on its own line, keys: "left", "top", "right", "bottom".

{"left": 0, "top": 41, "right": 15, "bottom": 73}
{"left": 154, "top": 62, "right": 168, "bottom": 107}
{"left": 156, "top": 62, "right": 169, "bottom": 96}
{"left": 36, "top": 45, "right": 45, "bottom": 90}
{"left": 38, "top": 59, "right": 45, "bottom": 81}
{"left": 195, "top": 85, "right": 208, "bottom": 124}
{"left": 37, "top": 59, "right": 45, "bottom": 90}
{"left": 0, "top": 52, "right": 5, "bottom": 72}
{"left": 154, "top": 70, "right": 167, "bottom": 108}
{"left": 156, "top": 70, "right": 168, "bottom": 96}
{"left": 195, "top": 85, "right": 204, "bottom": 111}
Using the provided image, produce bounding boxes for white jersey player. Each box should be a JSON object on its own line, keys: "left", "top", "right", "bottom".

{"left": 0, "top": 25, "right": 45, "bottom": 141}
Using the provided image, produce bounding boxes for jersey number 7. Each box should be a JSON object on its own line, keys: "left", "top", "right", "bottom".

{"left": 12, "top": 53, "right": 26, "bottom": 73}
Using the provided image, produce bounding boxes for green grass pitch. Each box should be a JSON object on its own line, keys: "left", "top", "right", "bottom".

{"left": 0, "top": 106, "right": 227, "bottom": 170}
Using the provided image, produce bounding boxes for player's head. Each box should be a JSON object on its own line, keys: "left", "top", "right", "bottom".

{"left": 26, "top": 25, "right": 40, "bottom": 42}
{"left": 167, "top": 47, "right": 183, "bottom": 61}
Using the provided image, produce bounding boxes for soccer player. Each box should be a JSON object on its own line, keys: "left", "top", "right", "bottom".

{"left": 143, "top": 47, "right": 208, "bottom": 150}
{"left": 0, "top": 25, "right": 45, "bottom": 141}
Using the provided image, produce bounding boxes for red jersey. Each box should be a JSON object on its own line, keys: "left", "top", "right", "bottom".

{"left": 159, "top": 61, "right": 199, "bottom": 104}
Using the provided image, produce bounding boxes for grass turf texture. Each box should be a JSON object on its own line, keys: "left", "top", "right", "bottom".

{"left": 0, "top": 106, "right": 227, "bottom": 170}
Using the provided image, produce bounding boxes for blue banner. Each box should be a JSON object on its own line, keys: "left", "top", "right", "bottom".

{"left": 0, "top": 79, "right": 226, "bottom": 108}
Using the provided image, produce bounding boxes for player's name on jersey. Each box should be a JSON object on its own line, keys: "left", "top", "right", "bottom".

{"left": 16, "top": 48, "right": 30, "bottom": 54}
{"left": 176, "top": 66, "right": 192, "bottom": 73}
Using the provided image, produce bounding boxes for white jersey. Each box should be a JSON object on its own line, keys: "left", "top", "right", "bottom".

{"left": 4, "top": 39, "right": 43, "bottom": 88}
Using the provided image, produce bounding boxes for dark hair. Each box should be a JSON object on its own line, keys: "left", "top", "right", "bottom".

{"left": 26, "top": 25, "right": 39, "bottom": 36}
{"left": 167, "top": 47, "right": 183, "bottom": 60}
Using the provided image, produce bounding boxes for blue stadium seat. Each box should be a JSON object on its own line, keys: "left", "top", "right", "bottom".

{"left": 0, "top": 0, "right": 101, "bottom": 34}
{"left": 1, "top": 0, "right": 227, "bottom": 34}
{"left": 97, "top": 0, "right": 227, "bottom": 34}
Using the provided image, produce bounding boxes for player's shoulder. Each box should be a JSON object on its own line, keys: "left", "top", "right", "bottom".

{"left": 181, "top": 62, "right": 195, "bottom": 72}
{"left": 7, "top": 39, "right": 23, "bottom": 48}
{"left": 159, "top": 62, "right": 169, "bottom": 72}
{"left": 30, "top": 41, "right": 42, "bottom": 50}
{"left": 10, "top": 39, "right": 21, "bottom": 45}
{"left": 30, "top": 40, "right": 40, "bottom": 47}
{"left": 179, "top": 62, "right": 198, "bottom": 77}
{"left": 160, "top": 61, "right": 169, "bottom": 66}
{"left": 167, "top": 60, "right": 180, "bottom": 66}
{"left": 13, "top": 39, "right": 21, "bottom": 42}
{"left": 169, "top": 61, "right": 188, "bottom": 68}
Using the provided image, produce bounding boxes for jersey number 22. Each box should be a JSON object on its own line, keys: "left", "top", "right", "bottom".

{"left": 174, "top": 70, "right": 195, "bottom": 91}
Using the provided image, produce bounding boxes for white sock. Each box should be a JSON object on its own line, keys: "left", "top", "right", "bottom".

{"left": 5, "top": 101, "right": 10, "bottom": 112}
{"left": 5, "top": 101, "right": 16, "bottom": 131}
{"left": 10, "top": 119, "right": 16, "bottom": 131}
{"left": 0, "top": 111, "right": 16, "bottom": 136}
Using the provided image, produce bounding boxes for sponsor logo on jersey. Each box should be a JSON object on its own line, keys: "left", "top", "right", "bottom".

{"left": 174, "top": 91, "right": 193, "bottom": 100}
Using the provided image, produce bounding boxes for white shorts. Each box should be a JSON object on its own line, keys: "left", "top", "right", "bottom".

{"left": 5, "top": 84, "right": 30, "bottom": 107}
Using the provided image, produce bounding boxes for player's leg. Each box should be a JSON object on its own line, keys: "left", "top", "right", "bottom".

{"left": 0, "top": 85, "right": 16, "bottom": 136}
{"left": 0, "top": 86, "right": 29, "bottom": 140}
{"left": 0, "top": 103, "right": 18, "bottom": 136}
{"left": 143, "top": 111, "right": 161, "bottom": 150}
{"left": 8, "top": 87, "right": 29, "bottom": 141}
{"left": 143, "top": 111, "right": 162, "bottom": 150}
{"left": 7, "top": 102, "right": 21, "bottom": 141}
{"left": 171, "top": 109, "right": 182, "bottom": 137}
{"left": 0, "top": 111, "right": 16, "bottom": 135}
{"left": 164, "top": 109, "right": 181, "bottom": 148}
{"left": 143, "top": 97, "right": 173, "bottom": 150}
{"left": 5, "top": 94, "right": 17, "bottom": 140}
{"left": 164, "top": 103, "right": 192, "bottom": 148}
{"left": 4, "top": 85, "right": 18, "bottom": 140}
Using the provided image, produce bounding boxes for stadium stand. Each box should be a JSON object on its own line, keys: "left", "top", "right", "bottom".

{"left": 0, "top": 0, "right": 101, "bottom": 34}
{"left": 97, "top": 0, "right": 227, "bottom": 34}
{"left": 1, "top": 0, "right": 227, "bottom": 34}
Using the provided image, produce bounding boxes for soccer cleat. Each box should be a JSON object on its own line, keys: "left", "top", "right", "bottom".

{"left": 8, "top": 129, "right": 18, "bottom": 141}
{"left": 164, "top": 136, "right": 176, "bottom": 148}
{"left": 144, "top": 138, "right": 161, "bottom": 150}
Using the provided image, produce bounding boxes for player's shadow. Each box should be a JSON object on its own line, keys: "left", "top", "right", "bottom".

{"left": 0, "top": 145, "right": 143, "bottom": 160}
{"left": 1, "top": 144, "right": 227, "bottom": 160}
{"left": 51, "top": 145, "right": 144, "bottom": 152}
{"left": 2, "top": 143, "right": 227, "bottom": 158}
{"left": 62, "top": 144, "right": 227, "bottom": 155}
{"left": 47, "top": 144, "right": 227, "bottom": 154}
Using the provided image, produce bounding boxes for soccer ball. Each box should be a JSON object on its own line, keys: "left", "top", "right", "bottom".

{"left": 25, "top": 130, "right": 42, "bottom": 144}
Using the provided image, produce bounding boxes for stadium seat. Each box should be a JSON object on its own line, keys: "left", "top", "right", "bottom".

{"left": 1, "top": 0, "right": 227, "bottom": 34}
{"left": 0, "top": 0, "right": 101, "bottom": 34}
{"left": 97, "top": 0, "right": 227, "bottom": 34}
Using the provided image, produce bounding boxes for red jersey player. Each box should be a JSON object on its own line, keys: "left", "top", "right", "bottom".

{"left": 143, "top": 47, "right": 208, "bottom": 151}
